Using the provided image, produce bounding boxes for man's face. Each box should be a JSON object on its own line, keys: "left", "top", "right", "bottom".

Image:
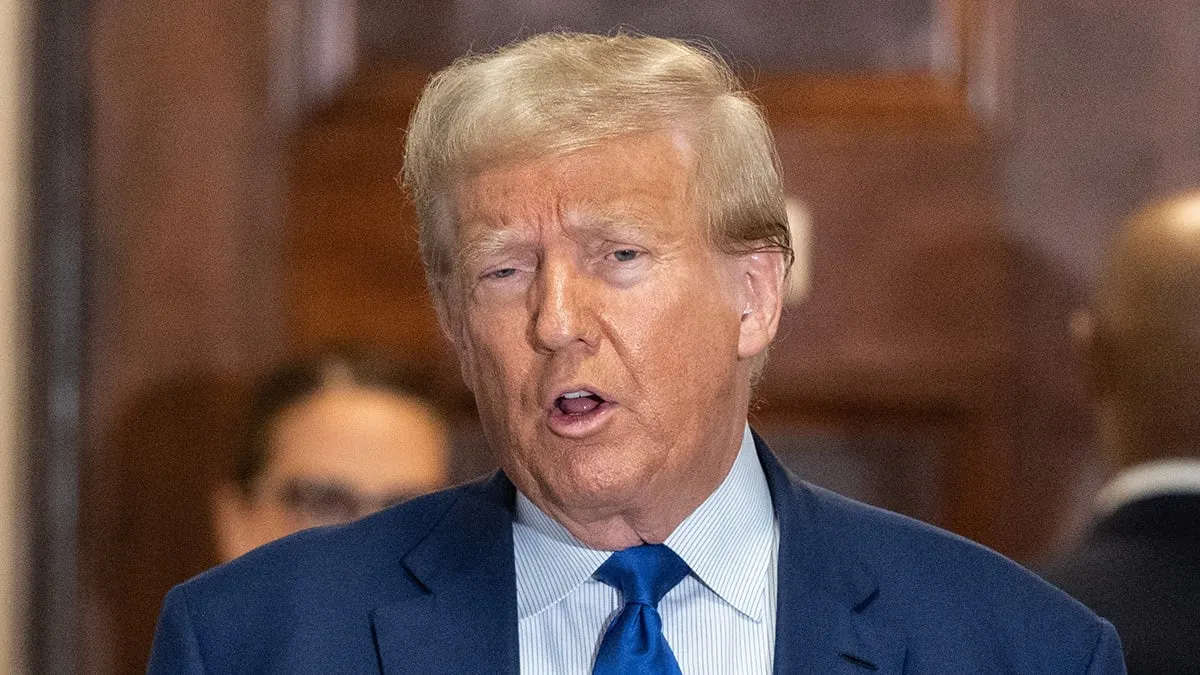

{"left": 213, "top": 386, "right": 450, "bottom": 561}
{"left": 447, "top": 132, "right": 771, "bottom": 542}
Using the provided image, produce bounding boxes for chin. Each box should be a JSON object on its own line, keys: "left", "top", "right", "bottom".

{"left": 554, "top": 456, "right": 660, "bottom": 508}
{"left": 509, "top": 431, "right": 667, "bottom": 507}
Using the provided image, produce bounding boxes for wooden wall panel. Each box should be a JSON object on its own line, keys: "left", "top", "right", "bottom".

{"left": 84, "top": 3, "right": 285, "bottom": 672}
{"left": 283, "top": 70, "right": 466, "bottom": 403}
{"left": 760, "top": 126, "right": 1023, "bottom": 550}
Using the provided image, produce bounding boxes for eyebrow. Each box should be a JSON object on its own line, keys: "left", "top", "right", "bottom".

{"left": 456, "top": 206, "right": 669, "bottom": 270}
{"left": 457, "top": 227, "right": 535, "bottom": 272}
{"left": 576, "top": 208, "right": 668, "bottom": 246}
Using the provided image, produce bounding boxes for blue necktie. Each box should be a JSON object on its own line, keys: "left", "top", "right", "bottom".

{"left": 592, "top": 544, "right": 691, "bottom": 675}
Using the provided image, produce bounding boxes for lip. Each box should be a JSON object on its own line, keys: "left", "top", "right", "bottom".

{"left": 543, "top": 384, "right": 616, "bottom": 411}
{"left": 544, "top": 385, "right": 618, "bottom": 439}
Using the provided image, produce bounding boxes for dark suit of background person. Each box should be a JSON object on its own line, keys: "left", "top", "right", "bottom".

{"left": 149, "top": 33, "right": 1124, "bottom": 673}
{"left": 1042, "top": 192, "right": 1200, "bottom": 675}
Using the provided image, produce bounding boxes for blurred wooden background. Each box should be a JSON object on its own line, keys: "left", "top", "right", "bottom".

{"left": 68, "top": 0, "right": 1200, "bottom": 672}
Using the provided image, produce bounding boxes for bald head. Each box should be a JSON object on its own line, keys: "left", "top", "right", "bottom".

{"left": 1085, "top": 192, "right": 1200, "bottom": 466}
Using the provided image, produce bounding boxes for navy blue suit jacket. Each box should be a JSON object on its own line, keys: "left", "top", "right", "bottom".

{"left": 149, "top": 434, "right": 1124, "bottom": 673}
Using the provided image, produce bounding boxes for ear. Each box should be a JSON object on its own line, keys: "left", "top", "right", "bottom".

{"left": 210, "top": 483, "right": 258, "bottom": 563}
{"left": 734, "top": 250, "right": 787, "bottom": 361}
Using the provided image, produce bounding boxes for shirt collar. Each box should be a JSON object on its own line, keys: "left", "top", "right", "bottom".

{"left": 512, "top": 424, "right": 777, "bottom": 621}
{"left": 1095, "top": 459, "right": 1200, "bottom": 516}
{"left": 512, "top": 490, "right": 610, "bottom": 619}
{"left": 664, "top": 425, "right": 776, "bottom": 622}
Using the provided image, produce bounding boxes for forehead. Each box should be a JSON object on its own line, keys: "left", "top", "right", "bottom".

{"left": 264, "top": 387, "right": 448, "bottom": 489}
{"left": 452, "top": 132, "right": 698, "bottom": 242}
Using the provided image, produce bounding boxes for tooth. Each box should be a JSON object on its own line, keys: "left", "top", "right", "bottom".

{"left": 562, "top": 391, "right": 591, "bottom": 399}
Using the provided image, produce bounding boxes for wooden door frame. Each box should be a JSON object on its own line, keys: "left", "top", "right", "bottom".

{"left": 27, "top": 1, "right": 89, "bottom": 672}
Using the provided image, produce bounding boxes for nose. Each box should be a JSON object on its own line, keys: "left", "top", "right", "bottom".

{"left": 529, "top": 259, "right": 597, "bottom": 354}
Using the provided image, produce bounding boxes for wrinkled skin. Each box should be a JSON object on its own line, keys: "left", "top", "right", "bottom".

{"left": 442, "top": 132, "right": 785, "bottom": 549}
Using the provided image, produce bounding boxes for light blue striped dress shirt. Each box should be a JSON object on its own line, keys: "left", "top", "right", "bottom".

{"left": 513, "top": 425, "right": 779, "bottom": 674}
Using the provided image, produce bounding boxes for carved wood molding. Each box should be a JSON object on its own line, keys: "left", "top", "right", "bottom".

{"left": 752, "top": 0, "right": 1013, "bottom": 136}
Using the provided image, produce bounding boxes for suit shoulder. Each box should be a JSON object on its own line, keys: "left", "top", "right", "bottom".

{"left": 795, "top": 483, "right": 1122, "bottom": 670}
{"left": 804, "top": 482, "right": 1107, "bottom": 628}
{"left": 170, "top": 480, "right": 484, "bottom": 618}
{"left": 151, "top": 477, "right": 513, "bottom": 671}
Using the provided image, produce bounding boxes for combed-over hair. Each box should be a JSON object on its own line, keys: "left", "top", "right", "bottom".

{"left": 402, "top": 31, "right": 793, "bottom": 300}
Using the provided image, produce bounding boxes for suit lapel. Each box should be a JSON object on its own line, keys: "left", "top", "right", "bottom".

{"left": 755, "top": 432, "right": 906, "bottom": 673}
{"left": 371, "top": 435, "right": 907, "bottom": 673}
{"left": 371, "top": 473, "right": 521, "bottom": 675}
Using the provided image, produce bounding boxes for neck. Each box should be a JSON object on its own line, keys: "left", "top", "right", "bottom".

{"left": 532, "top": 421, "right": 747, "bottom": 550}
{"left": 547, "top": 462, "right": 737, "bottom": 550}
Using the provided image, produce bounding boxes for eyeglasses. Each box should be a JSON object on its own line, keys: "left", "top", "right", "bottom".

{"left": 266, "top": 478, "right": 417, "bottom": 528}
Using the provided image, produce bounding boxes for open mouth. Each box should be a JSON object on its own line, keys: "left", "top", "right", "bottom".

{"left": 555, "top": 390, "right": 606, "bottom": 416}
{"left": 546, "top": 389, "right": 615, "bottom": 438}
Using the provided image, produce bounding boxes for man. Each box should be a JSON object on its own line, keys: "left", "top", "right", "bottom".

{"left": 149, "top": 33, "right": 1123, "bottom": 673}
{"left": 1042, "top": 192, "right": 1200, "bottom": 674}
{"left": 210, "top": 345, "right": 451, "bottom": 561}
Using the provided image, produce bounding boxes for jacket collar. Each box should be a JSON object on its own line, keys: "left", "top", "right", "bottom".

{"left": 371, "top": 472, "right": 521, "bottom": 674}
{"left": 372, "top": 432, "right": 904, "bottom": 673}
{"left": 754, "top": 429, "right": 905, "bottom": 673}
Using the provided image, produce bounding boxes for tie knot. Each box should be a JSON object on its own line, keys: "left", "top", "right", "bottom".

{"left": 594, "top": 544, "right": 690, "bottom": 607}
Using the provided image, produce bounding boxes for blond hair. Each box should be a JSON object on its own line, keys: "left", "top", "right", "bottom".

{"left": 402, "top": 32, "right": 792, "bottom": 299}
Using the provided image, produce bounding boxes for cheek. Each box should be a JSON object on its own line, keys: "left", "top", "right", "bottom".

{"left": 644, "top": 285, "right": 739, "bottom": 355}
{"left": 639, "top": 294, "right": 740, "bottom": 395}
{"left": 462, "top": 303, "right": 522, "bottom": 370}
{"left": 245, "top": 504, "right": 296, "bottom": 544}
{"left": 463, "top": 317, "right": 538, "bottom": 420}
{"left": 468, "top": 330, "right": 522, "bottom": 386}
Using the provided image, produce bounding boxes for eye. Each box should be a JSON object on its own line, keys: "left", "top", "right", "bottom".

{"left": 486, "top": 268, "right": 518, "bottom": 279}
{"left": 610, "top": 249, "right": 640, "bottom": 262}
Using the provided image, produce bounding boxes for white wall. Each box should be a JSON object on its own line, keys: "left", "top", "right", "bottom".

{"left": 0, "top": 0, "right": 30, "bottom": 671}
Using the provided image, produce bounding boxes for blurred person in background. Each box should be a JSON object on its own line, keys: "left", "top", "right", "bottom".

{"left": 1043, "top": 191, "right": 1200, "bottom": 675}
{"left": 211, "top": 344, "right": 452, "bottom": 561}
